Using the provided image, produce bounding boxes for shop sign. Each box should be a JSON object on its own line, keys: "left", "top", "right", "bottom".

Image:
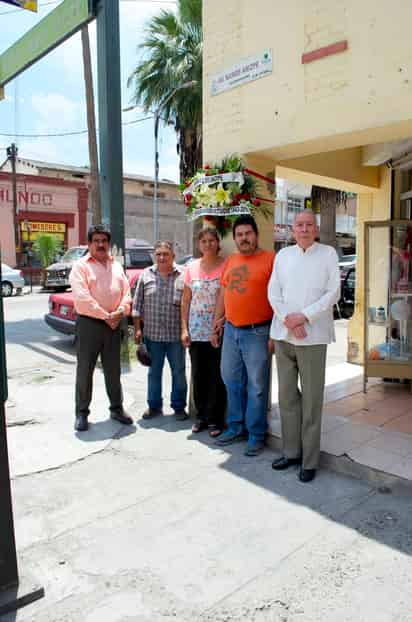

{"left": 0, "top": 186, "right": 53, "bottom": 206}
{"left": 0, "top": 0, "right": 94, "bottom": 86}
{"left": 0, "top": 0, "right": 37, "bottom": 12}
{"left": 21, "top": 221, "right": 65, "bottom": 234}
{"left": 211, "top": 50, "right": 272, "bottom": 96}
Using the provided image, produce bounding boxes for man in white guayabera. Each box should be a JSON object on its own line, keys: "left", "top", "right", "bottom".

{"left": 268, "top": 210, "right": 340, "bottom": 483}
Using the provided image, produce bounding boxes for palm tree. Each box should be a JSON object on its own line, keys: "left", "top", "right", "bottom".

{"left": 33, "top": 234, "right": 62, "bottom": 286}
{"left": 311, "top": 187, "right": 348, "bottom": 250}
{"left": 127, "top": 0, "right": 202, "bottom": 182}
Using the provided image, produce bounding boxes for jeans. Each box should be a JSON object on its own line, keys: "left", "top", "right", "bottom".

{"left": 144, "top": 338, "right": 187, "bottom": 411}
{"left": 220, "top": 321, "right": 270, "bottom": 442}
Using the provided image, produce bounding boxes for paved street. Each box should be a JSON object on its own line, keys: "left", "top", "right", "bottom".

{"left": 2, "top": 293, "right": 412, "bottom": 621}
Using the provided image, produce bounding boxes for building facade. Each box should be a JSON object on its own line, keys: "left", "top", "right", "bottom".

{"left": 0, "top": 171, "right": 87, "bottom": 270}
{"left": 0, "top": 158, "right": 192, "bottom": 275}
{"left": 203, "top": 0, "right": 412, "bottom": 365}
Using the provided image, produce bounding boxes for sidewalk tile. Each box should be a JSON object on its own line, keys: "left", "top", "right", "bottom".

{"left": 387, "top": 457, "right": 412, "bottom": 480}
{"left": 384, "top": 413, "right": 412, "bottom": 435}
{"left": 321, "top": 422, "right": 381, "bottom": 456}
{"left": 347, "top": 444, "right": 400, "bottom": 473}
{"left": 367, "top": 430, "right": 412, "bottom": 457}
{"left": 350, "top": 409, "right": 405, "bottom": 427}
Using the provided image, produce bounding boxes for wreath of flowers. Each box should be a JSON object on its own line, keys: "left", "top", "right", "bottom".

{"left": 180, "top": 154, "right": 271, "bottom": 237}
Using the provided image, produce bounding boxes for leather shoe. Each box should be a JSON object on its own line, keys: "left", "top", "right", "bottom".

{"left": 244, "top": 440, "right": 265, "bottom": 457}
{"left": 74, "top": 415, "right": 88, "bottom": 432}
{"left": 215, "top": 430, "right": 248, "bottom": 446}
{"left": 271, "top": 456, "right": 301, "bottom": 470}
{"left": 110, "top": 411, "right": 133, "bottom": 425}
{"left": 174, "top": 409, "right": 189, "bottom": 421}
{"left": 142, "top": 407, "right": 163, "bottom": 420}
{"left": 299, "top": 468, "right": 317, "bottom": 483}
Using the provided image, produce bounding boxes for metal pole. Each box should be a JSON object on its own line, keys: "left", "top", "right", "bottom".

{"left": 96, "top": 0, "right": 125, "bottom": 257}
{"left": 7, "top": 144, "right": 19, "bottom": 265}
{"left": 0, "top": 263, "right": 18, "bottom": 592}
{"left": 0, "top": 262, "right": 44, "bottom": 615}
{"left": 153, "top": 110, "right": 160, "bottom": 244}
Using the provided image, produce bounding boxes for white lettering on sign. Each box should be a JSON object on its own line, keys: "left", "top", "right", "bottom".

{"left": 211, "top": 50, "right": 272, "bottom": 96}
{"left": 0, "top": 186, "right": 54, "bottom": 206}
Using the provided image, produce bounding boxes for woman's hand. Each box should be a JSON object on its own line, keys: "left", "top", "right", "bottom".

{"left": 134, "top": 328, "right": 143, "bottom": 344}
{"left": 181, "top": 330, "right": 191, "bottom": 348}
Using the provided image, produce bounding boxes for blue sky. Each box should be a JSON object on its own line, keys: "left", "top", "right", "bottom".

{"left": 0, "top": 0, "right": 180, "bottom": 181}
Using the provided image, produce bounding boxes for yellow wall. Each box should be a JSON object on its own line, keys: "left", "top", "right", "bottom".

{"left": 203, "top": 0, "right": 412, "bottom": 164}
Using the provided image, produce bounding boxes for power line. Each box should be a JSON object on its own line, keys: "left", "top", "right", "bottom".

{"left": 0, "top": 0, "right": 175, "bottom": 16}
{"left": 0, "top": 114, "right": 154, "bottom": 138}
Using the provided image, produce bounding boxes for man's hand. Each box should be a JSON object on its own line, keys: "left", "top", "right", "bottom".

{"left": 210, "top": 331, "right": 221, "bottom": 348}
{"left": 213, "top": 316, "right": 225, "bottom": 333}
{"left": 181, "top": 330, "right": 191, "bottom": 348}
{"left": 268, "top": 338, "right": 275, "bottom": 355}
{"left": 284, "top": 312, "right": 307, "bottom": 330}
{"left": 292, "top": 325, "right": 307, "bottom": 339}
{"left": 105, "top": 307, "right": 124, "bottom": 331}
{"left": 134, "top": 328, "right": 143, "bottom": 344}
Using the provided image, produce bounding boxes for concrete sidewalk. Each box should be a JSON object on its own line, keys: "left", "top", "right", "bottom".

{"left": 4, "top": 361, "right": 412, "bottom": 621}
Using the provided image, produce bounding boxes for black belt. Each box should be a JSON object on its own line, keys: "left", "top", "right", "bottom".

{"left": 234, "top": 320, "right": 272, "bottom": 330}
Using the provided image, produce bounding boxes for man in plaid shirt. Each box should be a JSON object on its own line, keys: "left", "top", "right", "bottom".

{"left": 132, "top": 241, "right": 188, "bottom": 420}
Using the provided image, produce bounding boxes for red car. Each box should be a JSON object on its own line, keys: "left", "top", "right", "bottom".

{"left": 45, "top": 247, "right": 153, "bottom": 337}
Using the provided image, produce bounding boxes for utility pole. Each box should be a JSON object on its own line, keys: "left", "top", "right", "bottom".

{"left": 81, "top": 24, "right": 101, "bottom": 225}
{"left": 7, "top": 144, "right": 19, "bottom": 265}
{"left": 0, "top": 261, "right": 43, "bottom": 615}
{"left": 96, "top": 0, "right": 125, "bottom": 257}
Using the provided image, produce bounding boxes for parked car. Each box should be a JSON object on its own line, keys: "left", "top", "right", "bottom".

{"left": 176, "top": 254, "right": 193, "bottom": 266}
{"left": 45, "top": 246, "right": 87, "bottom": 291}
{"left": 337, "top": 265, "right": 356, "bottom": 319}
{"left": 1, "top": 263, "right": 25, "bottom": 297}
{"left": 44, "top": 247, "right": 154, "bottom": 337}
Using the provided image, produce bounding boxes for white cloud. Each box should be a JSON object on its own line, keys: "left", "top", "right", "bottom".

{"left": 30, "top": 93, "right": 84, "bottom": 131}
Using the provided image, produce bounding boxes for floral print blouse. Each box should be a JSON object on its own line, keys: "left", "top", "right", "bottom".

{"left": 184, "top": 258, "right": 226, "bottom": 342}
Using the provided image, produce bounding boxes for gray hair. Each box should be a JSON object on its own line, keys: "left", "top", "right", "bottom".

{"left": 154, "top": 240, "right": 174, "bottom": 252}
{"left": 293, "top": 209, "right": 317, "bottom": 224}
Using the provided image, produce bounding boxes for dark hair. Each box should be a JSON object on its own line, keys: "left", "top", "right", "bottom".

{"left": 197, "top": 227, "right": 221, "bottom": 254}
{"left": 232, "top": 214, "right": 258, "bottom": 238}
{"left": 87, "top": 224, "right": 111, "bottom": 243}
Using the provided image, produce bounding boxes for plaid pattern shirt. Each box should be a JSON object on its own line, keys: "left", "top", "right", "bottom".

{"left": 132, "top": 264, "right": 184, "bottom": 341}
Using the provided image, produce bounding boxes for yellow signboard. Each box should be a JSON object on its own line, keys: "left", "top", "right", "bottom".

{"left": 21, "top": 221, "right": 66, "bottom": 234}
{"left": 0, "top": 1, "right": 37, "bottom": 12}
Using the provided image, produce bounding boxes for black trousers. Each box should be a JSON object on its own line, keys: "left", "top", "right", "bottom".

{"left": 75, "top": 315, "right": 123, "bottom": 417}
{"left": 189, "top": 341, "right": 226, "bottom": 428}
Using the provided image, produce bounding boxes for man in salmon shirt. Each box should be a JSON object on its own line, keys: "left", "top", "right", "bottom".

{"left": 69, "top": 224, "right": 133, "bottom": 432}
{"left": 212, "top": 215, "right": 275, "bottom": 456}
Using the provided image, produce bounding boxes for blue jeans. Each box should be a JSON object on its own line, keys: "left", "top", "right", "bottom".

{"left": 221, "top": 321, "right": 270, "bottom": 442}
{"left": 144, "top": 338, "right": 187, "bottom": 411}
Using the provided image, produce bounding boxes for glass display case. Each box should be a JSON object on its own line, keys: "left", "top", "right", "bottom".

{"left": 364, "top": 220, "right": 412, "bottom": 391}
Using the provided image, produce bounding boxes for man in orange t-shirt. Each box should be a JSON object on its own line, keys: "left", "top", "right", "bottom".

{"left": 212, "top": 215, "right": 275, "bottom": 456}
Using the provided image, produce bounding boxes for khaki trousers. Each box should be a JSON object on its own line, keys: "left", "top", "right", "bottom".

{"left": 274, "top": 340, "right": 327, "bottom": 469}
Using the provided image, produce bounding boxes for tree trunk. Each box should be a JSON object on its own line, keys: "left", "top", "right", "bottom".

{"left": 179, "top": 127, "right": 202, "bottom": 182}
{"left": 178, "top": 127, "right": 202, "bottom": 256}
{"left": 81, "top": 25, "right": 101, "bottom": 225}
{"left": 311, "top": 186, "right": 337, "bottom": 249}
